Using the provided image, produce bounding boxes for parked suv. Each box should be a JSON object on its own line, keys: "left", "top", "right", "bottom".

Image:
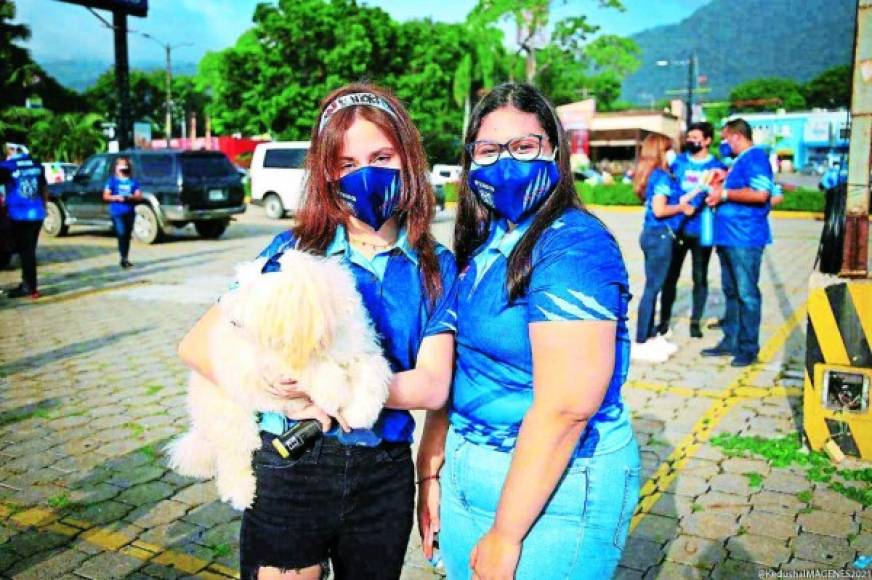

{"left": 43, "top": 150, "right": 246, "bottom": 244}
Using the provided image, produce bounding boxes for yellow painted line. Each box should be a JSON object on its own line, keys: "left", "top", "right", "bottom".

{"left": 626, "top": 380, "right": 802, "bottom": 400}
{"left": 630, "top": 301, "right": 807, "bottom": 532}
{"left": 808, "top": 291, "right": 850, "bottom": 364}
{"left": 847, "top": 283, "right": 872, "bottom": 350}
{"left": 0, "top": 501, "right": 239, "bottom": 579}
{"left": 29, "top": 280, "right": 150, "bottom": 305}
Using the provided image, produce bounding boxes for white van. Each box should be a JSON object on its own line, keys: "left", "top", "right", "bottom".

{"left": 431, "top": 164, "right": 461, "bottom": 186}
{"left": 250, "top": 141, "right": 310, "bottom": 219}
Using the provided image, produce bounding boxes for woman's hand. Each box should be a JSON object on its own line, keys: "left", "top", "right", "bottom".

{"left": 470, "top": 528, "right": 521, "bottom": 580}
{"left": 417, "top": 477, "right": 441, "bottom": 561}
{"left": 706, "top": 185, "right": 724, "bottom": 207}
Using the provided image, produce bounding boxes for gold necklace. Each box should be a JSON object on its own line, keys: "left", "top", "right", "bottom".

{"left": 348, "top": 236, "right": 396, "bottom": 251}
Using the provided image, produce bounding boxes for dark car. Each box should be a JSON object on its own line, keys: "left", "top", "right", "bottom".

{"left": 43, "top": 149, "right": 246, "bottom": 244}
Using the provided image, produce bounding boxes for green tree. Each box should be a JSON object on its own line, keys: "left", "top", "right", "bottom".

{"left": 730, "top": 77, "right": 807, "bottom": 112}
{"left": 472, "top": 0, "right": 623, "bottom": 83}
{"left": 804, "top": 65, "right": 851, "bottom": 109}
{"left": 0, "top": 1, "right": 82, "bottom": 113}
{"left": 29, "top": 113, "right": 106, "bottom": 163}
{"left": 84, "top": 68, "right": 208, "bottom": 138}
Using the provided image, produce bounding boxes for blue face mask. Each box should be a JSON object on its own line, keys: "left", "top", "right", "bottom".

{"left": 718, "top": 141, "right": 733, "bottom": 158}
{"left": 468, "top": 157, "right": 560, "bottom": 223}
{"left": 338, "top": 166, "right": 402, "bottom": 230}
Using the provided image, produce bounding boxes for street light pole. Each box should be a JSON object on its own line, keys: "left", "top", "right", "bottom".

{"left": 686, "top": 52, "right": 695, "bottom": 129}
{"left": 140, "top": 33, "right": 191, "bottom": 142}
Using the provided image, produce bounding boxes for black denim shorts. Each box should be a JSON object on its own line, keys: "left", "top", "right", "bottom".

{"left": 239, "top": 432, "right": 414, "bottom": 580}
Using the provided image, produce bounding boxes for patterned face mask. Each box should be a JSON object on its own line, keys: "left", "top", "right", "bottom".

{"left": 468, "top": 156, "right": 560, "bottom": 223}
{"left": 338, "top": 166, "right": 402, "bottom": 230}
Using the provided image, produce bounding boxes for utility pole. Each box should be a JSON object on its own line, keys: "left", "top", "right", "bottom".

{"left": 113, "top": 9, "right": 132, "bottom": 150}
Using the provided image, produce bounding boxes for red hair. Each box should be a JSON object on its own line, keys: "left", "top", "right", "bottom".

{"left": 293, "top": 83, "right": 442, "bottom": 302}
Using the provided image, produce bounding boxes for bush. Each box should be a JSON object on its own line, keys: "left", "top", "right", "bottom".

{"left": 576, "top": 182, "right": 825, "bottom": 212}
{"left": 778, "top": 187, "right": 824, "bottom": 212}
{"left": 444, "top": 182, "right": 459, "bottom": 203}
{"left": 576, "top": 182, "right": 641, "bottom": 206}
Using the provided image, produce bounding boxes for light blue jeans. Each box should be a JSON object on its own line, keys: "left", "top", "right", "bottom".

{"left": 440, "top": 426, "right": 641, "bottom": 579}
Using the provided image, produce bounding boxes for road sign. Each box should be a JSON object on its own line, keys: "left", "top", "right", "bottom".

{"left": 56, "top": 0, "right": 148, "bottom": 17}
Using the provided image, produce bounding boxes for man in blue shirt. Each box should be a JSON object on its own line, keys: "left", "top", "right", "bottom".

{"left": 660, "top": 122, "right": 726, "bottom": 338}
{"left": 0, "top": 143, "right": 47, "bottom": 299}
{"left": 702, "top": 118, "right": 774, "bottom": 366}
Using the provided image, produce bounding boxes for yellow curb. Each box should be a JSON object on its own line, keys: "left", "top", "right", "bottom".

{"left": 1, "top": 500, "right": 238, "bottom": 579}
{"left": 151, "top": 551, "right": 209, "bottom": 575}
{"left": 44, "top": 521, "right": 81, "bottom": 537}
{"left": 79, "top": 527, "right": 133, "bottom": 551}
{"left": 208, "top": 563, "right": 240, "bottom": 577}
{"left": 630, "top": 301, "right": 807, "bottom": 532}
{"left": 120, "top": 545, "right": 156, "bottom": 561}
{"left": 11, "top": 507, "right": 57, "bottom": 527}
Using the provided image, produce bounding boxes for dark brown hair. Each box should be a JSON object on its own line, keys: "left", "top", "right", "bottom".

{"left": 293, "top": 83, "right": 442, "bottom": 301}
{"left": 453, "top": 82, "right": 584, "bottom": 302}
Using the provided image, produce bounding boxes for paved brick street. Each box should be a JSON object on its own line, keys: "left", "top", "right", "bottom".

{"left": 0, "top": 207, "right": 868, "bottom": 579}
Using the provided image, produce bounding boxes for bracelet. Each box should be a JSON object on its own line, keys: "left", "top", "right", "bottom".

{"left": 416, "top": 475, "right": 440, "bottom": 485}
{"left": 721, "top": 189, "right": 729, "bottom": 202}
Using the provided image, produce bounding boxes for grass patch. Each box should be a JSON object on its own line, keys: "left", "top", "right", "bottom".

{"left": 577, "top": 182, "right": 640, "bottom": 206}
{"left": 144, "top": 384, "right": 164, "bottom": 396}
{"left": 711, "top": 434, "right": 872, "bottom": 508}
{"left": 691, "top": 503, "right": 704, "bottom": 513}
{"left": 797, "top": 490, "right": 813, "bottom": 504}
{"left": 743, "top": 472, "right": 764, "bottom": 489}
{"left": 125, "top": 423, "right": 145, "bottom": 437}
{"left": 47, "top": 494, "right": 70, "bottom": 510}
{"left": 140, "top": 444, "right": 158, "bottom": 461}
{"left": 208, "top": 542, "right": 232, "bottom": 558}
{"left": 443, "top": 182, "right": 459, "bottom": 203}
{"left": 777, "top": 187, "right": 824, "bottom": 212}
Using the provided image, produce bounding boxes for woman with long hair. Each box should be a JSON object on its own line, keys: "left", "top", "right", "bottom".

{"left": 178, "top": 83, "right": 457, "bottom": 579}
{"left": 631, "top": 134, "right": 693, "bottom": 362}
{"left": 417, "top": 83, "right": 640, "bottom": 579}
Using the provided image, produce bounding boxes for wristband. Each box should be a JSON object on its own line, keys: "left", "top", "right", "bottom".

{"left": 721, "top": 189, "right": 729, "bottom": 202}
{"left": 416, "top": 475, "right": 440, "bottom": 485}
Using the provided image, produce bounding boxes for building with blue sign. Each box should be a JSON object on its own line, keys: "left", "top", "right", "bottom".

{"left": 729, "top": 110, "right": 849, "bottom": 172}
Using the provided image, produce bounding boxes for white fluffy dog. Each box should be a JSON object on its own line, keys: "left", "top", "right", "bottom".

{"left": 167, "top": 249, "right": 392, "bottom": 510}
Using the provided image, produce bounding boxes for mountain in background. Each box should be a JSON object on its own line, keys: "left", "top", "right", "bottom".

{"left": 38, "top": 59, "right": 199, "bottom": 92}
{"left": 621, "top": 0, "right": 855, "bottom": 105}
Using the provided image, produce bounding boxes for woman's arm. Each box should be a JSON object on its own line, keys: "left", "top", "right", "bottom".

{"left": 651, "top": 194, "right": 690, "bottom": 218}
{"left": 384, "top": 333, "right": 454, "bottom": 411}
{"left": 102, "top": 187, "right": 122, "bottom": 203}
{"left": 417, "top": 406, "right": 449, "bottom": 560}
{"left": 177, "top": 304, "right": 232, "bottom": 384}
{"left": 471, "top": 319, "right": 616, "bottom": 573}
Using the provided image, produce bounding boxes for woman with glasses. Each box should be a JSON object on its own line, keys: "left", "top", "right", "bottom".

{"left": 417, "top": 83, "right": 640, "bottom": 579}
{"left": 103, "top": 156, "right": 142, "bottom": 269}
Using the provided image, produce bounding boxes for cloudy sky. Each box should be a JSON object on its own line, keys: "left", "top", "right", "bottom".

{"left": 19, "top": 0, "right": 712, "bottom": 65}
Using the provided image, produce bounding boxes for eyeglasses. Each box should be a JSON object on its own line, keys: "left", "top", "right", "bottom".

{"left": 467, "top": 134, "right": 548, "bottom": 166}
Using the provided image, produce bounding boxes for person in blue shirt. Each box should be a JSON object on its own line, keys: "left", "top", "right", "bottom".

{"left": 702, "top": 118, "right": 774, "bottom": 367}
{"left": 417, "top": 83, "right": 640, "bottom": 580}
{"left": 659, "top": 122, "right": 727, "bottom": 338}
{"left": 102, "top": 156, "right": 142, "bottom": 269}
{"left": 630, "top": 134, "right": 693, "bottom": 362}
{"left": 0, "top": 143, "right": 47, "bottom": 299}
{"left": 178, "top": 83, "right": 456, "bottom": 580}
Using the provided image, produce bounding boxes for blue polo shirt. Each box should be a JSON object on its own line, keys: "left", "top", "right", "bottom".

{"left": 671, "top": 153, "right": 727, "bottom": 236}
{"left": 104, "top": 176, "right": 140, "bottom": 217}
{"left": 714, "top": 146, "right": 773, "bottom": 247}
{"left": 254, "top": 225, "right": 458, "bottom": 445}
{"left": 450, "top": 208, "right": 634, "bottom": 458}
{"left": 643, "top": 168, "right": 683, "bottom": 231}
{"left": 0, "top": 154, "right": 46, "bottom": 221}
